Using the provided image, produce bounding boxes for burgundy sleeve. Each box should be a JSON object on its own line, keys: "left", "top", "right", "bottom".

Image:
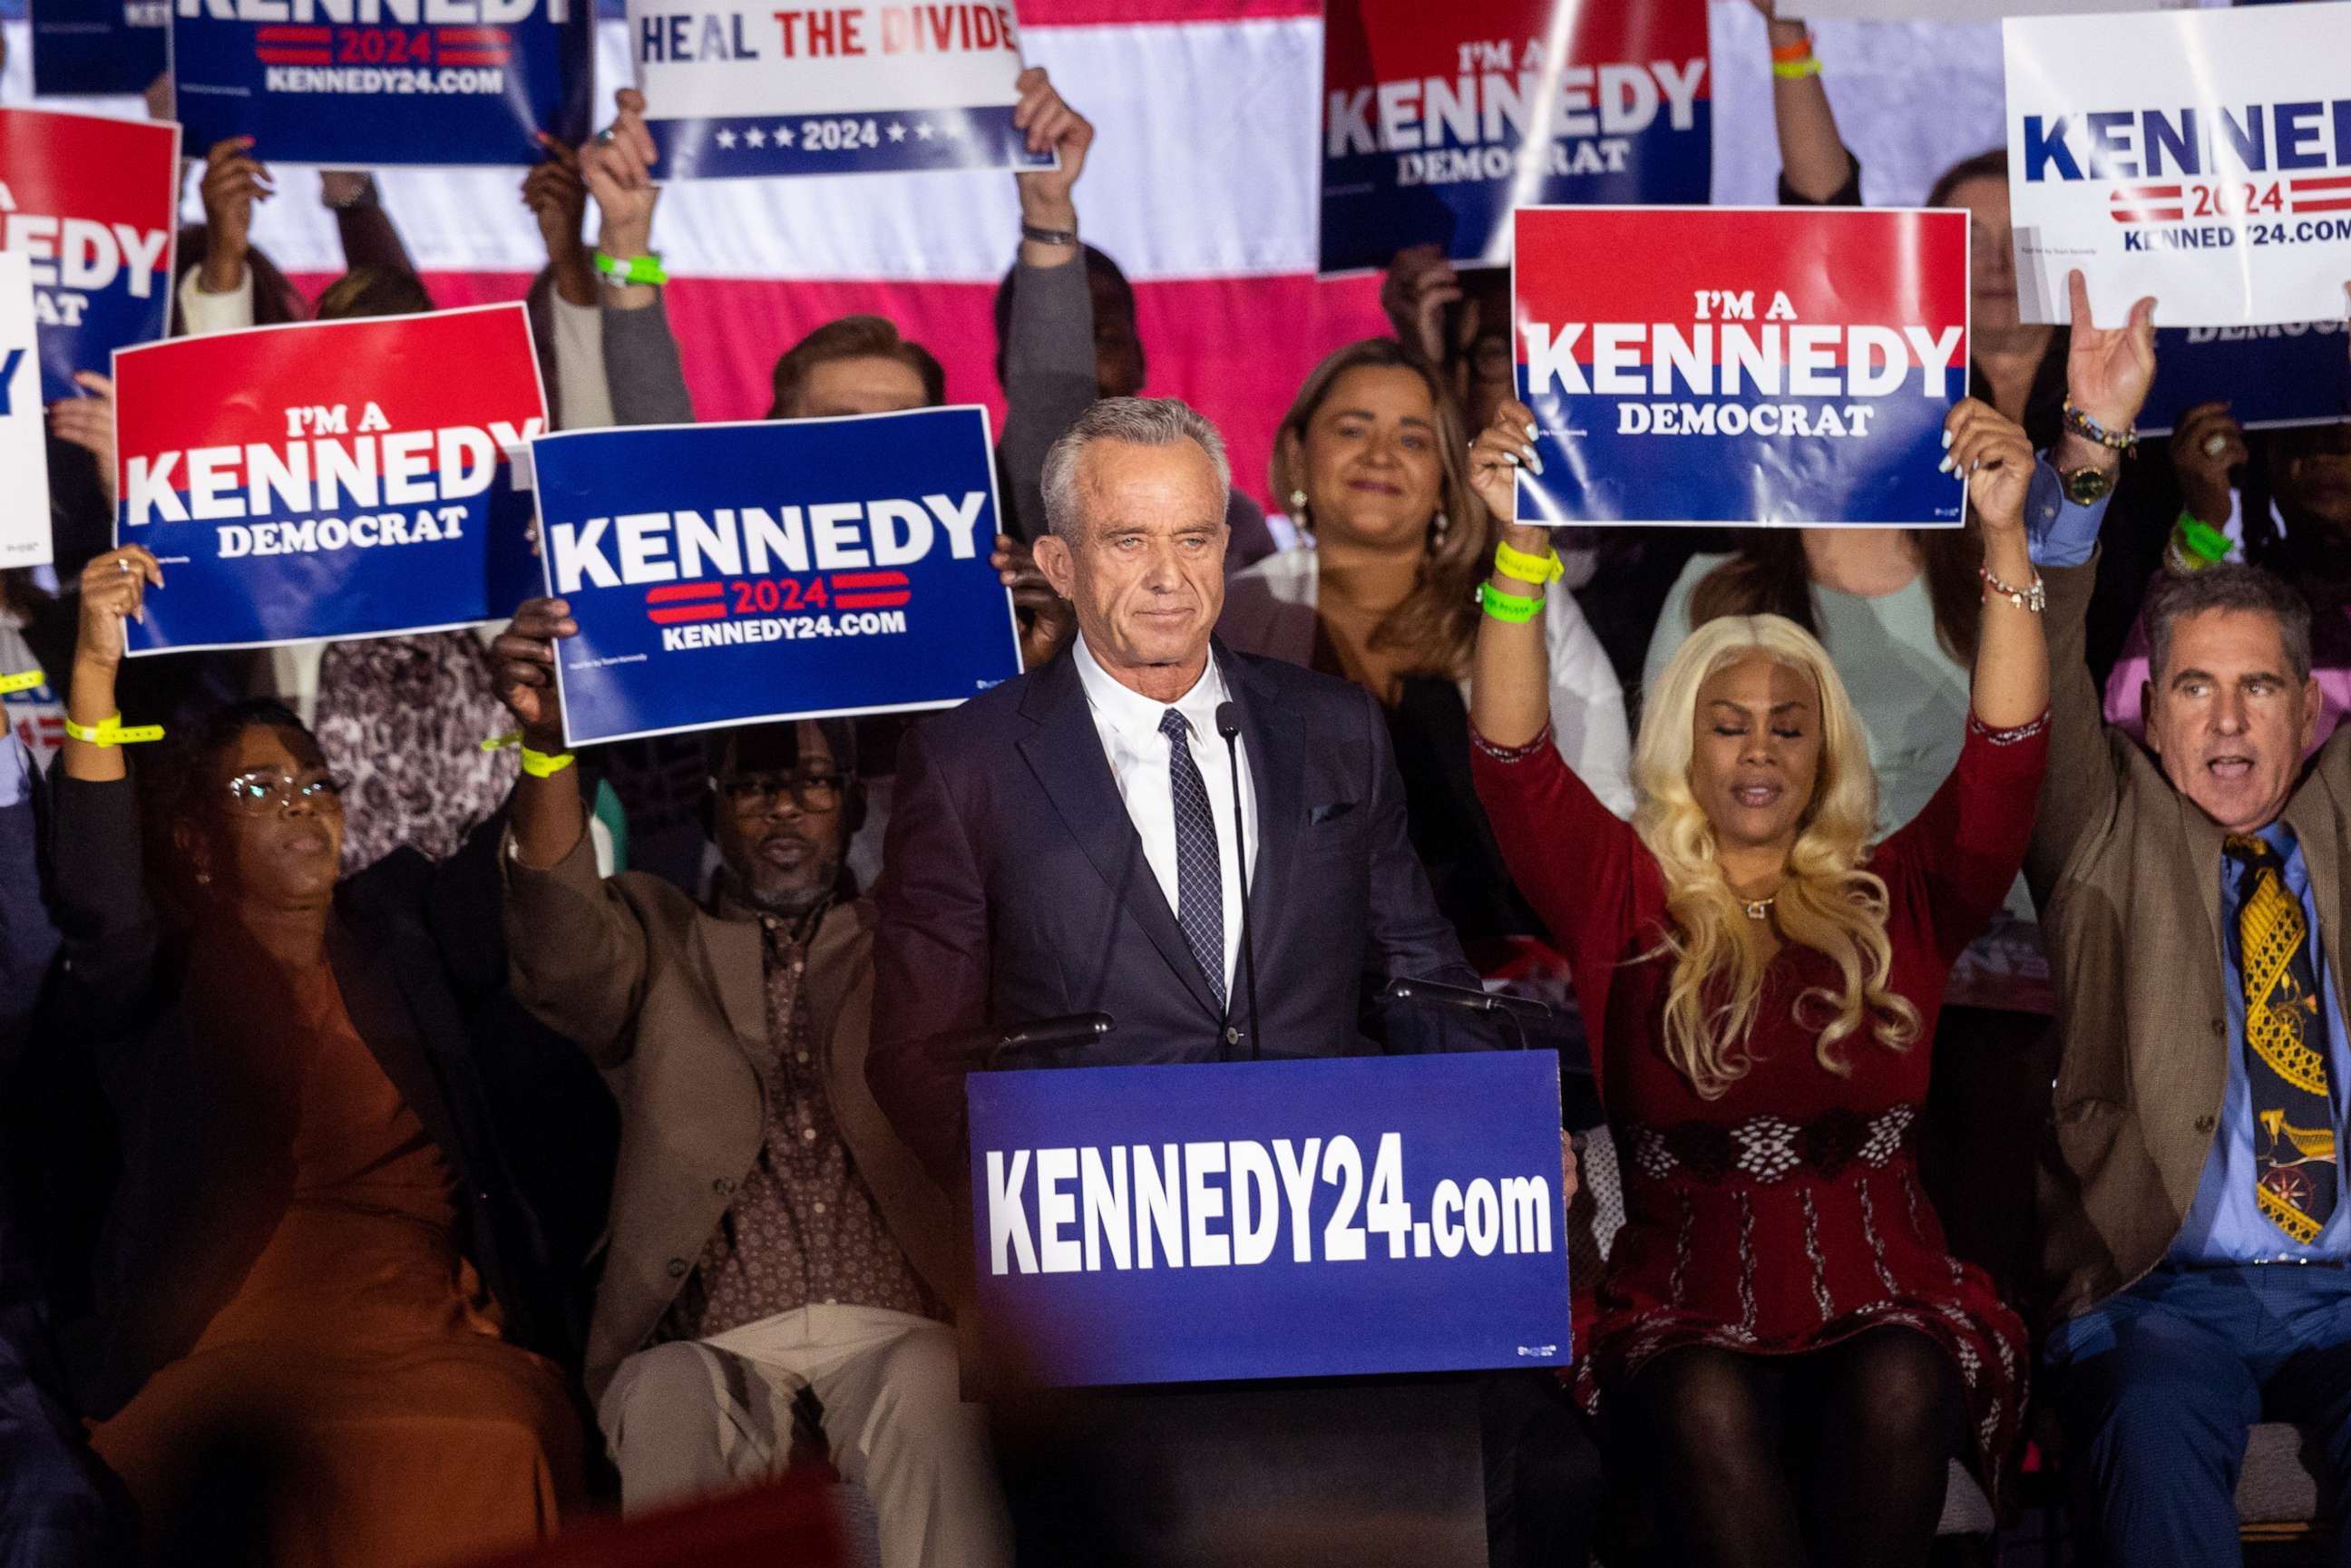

{"left": 1877, "top": 716, "right": 2053, "bottom": 966}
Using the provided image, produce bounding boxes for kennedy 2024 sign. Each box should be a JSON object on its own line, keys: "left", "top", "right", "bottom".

{"left": 113, "top": 305, "right": 547, "bottom": 653}
{"left": 2005, "top": 4, "right": 2351, "bottom": 327}
{"left": 0, "top": 109, "right": 179, "bottom": 406}
{"left": 1320, "top": 0, "right": 1710, "bottom": 276}
{"left": 970, "top": 1051, "right": 1573, "bottom": 1388}
{"left": 1513, "top": 206, "right": 1970, "bottom": 529}
{"left": 531, "top": 410, "right": 1021, "bottom": 747}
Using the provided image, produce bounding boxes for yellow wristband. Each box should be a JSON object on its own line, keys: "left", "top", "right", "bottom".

{"left": 1494, "top": 539, "right": 1563, "bottom": 586}
{"left": 0, "top": 669, "right": 44, "bottom": 696}
{"left": 1771, "top": 55, "right": 1822, "bottom": 80}
{"left": 63, "top": 713, "right": 164, "bottom": 746}
{"left": 520, "top": 745, "right": 576, "bottom": 778}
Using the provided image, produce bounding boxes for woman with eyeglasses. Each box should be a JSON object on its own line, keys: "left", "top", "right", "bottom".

{"left": 53, "top": 546, "right": 584, "bottom": 1568}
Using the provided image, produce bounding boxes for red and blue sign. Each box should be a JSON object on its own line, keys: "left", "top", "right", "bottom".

{"left": 1319, "top": 0, "right": 1711, "bottom": 277}
{"left": 529, "top": 408, "right": 1022, "bottom": 747}
{"left": 1512, "top": 205, "right": 1971, "bottom": 529}
{"left": 968, "top": 1051, "right": 1573, "bottom": 1388}
{"left": 171, "top": 0, "right": 593, "bottom": 167}
{"left": 112, "top": 304, "right": 548, "bottom": 653}
{"left": 0, "top": 109, "right": 180, "bottom": 407}
{"left": 30, "top": 0, "right": 168, "bottom": 96}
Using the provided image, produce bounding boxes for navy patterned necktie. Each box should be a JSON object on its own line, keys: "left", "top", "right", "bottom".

{"left": 1160, "top": 708, "right": 1226, "bottom": 1012}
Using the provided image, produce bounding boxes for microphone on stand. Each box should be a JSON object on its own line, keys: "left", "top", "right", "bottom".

{"left": 1215, "top": 701, "right": 1262, "bottom": 1061}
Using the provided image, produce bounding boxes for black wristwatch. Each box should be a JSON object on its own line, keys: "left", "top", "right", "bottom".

{"left": 2061, "top": 465, "right": 2117, "bottom": 506}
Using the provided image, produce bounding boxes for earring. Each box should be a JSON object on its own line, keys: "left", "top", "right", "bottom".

{"left": 195, "top": 871, "right": 211, "bottom": 886}
{"left": 1287, "top": 490, "right": 1308, "bottom": 511}
{"left": 1432, "top": 511, "right": 1450, "bottom": 541}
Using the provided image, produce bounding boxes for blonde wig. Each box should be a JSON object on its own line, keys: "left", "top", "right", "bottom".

{"left": 1632, "top": 614, "right": 1922, "bottom": 1098}
{"left": 1269, "top": 338, "right": 1495, "bottom": 680}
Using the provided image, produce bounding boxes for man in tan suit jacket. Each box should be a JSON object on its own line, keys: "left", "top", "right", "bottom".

{"left": 492, "top": 599, "right": 1010, "bottom": 1568}
{"left": 2032, "top": 524, "right": 2351, "bottom": 1562}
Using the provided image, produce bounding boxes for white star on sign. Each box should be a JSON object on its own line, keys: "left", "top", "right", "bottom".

{"left": 714, "top": 128, "right": 737, "bottom": 149}
{"left": 773, "top": 123, "right": 795, "bottom": 147}
{"left": 941, "top": 118, "right": 967, "bottom": 139}
{"left": 914, "top": 121, "right": 934, "bottom": 141}
{"left": 886, "top": 121, "right": 907, "bottom": 142}
{"left": 745, "top": 126, "right": 767, "bottom": 148}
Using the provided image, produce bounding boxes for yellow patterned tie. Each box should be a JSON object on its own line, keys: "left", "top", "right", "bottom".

{"left": 2226, "top": 833, "right": 2338, "bottom": 1244}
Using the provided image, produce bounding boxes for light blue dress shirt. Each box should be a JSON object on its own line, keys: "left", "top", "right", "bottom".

{"left": 2024, "top": 456, "right": 2114, "bottom": 570}
{"left": 2169, "top": 820, "right": 2351, "bottom": 1264}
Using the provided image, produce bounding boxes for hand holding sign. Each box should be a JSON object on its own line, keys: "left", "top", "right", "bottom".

{"left": 1011, "top": 67, "right": 1089, "bottom": 224}
{"left": 580, "top": 90, "right": 662, "bottom": 289}
{"left": 198, "top": 136, "right": 272, "bottom": 298}
{"left": 1942, "top": 399, "right": 2035, "bottom": 539}
{"left": 1467, "top": 394, "right": 1543, "bottom": 527}
{"left": 73, "top": 545, "right": 162, "bottom": 677}
{"left": 492, "top": 596, "right": 576, "bottom": 753}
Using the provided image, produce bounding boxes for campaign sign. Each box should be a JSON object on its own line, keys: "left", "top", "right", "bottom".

{"left": 1319, "top": 0, "right": 1710, "bottom": 277}
{"left": 632, "top": 0, "right": 1051, "bottom": 180}
{"left": 113, "top": 304, "right": 547, "bottom": 654}
{"left": 2140, "top": 323, "right": 2351, "bottom": 437}
{"left": 1512, "top": 206, "right": 1969, "bottom": 529}
{"left": 969, "top": 1051, "right": 1572, "bottom": 1388}
{"left": 1800, "top": 0, "right": 2188, "bottom": 16}
{"left": 2005, "top": 5, "right": 2351, "bottom": 329}
{"left": 31, "top": 0, "right": 170, "bottom": 96}
{"left": 171, "top": 0, "right": 593, "bottom": 167}
{"left": 0, "top": 257, "right": 56, "bottom": 570}
{"left": 531, "top": 408, "right": 1021, "bottom": 746}
{"left": 0, "top": 110, "right": 180, "bottom": 408}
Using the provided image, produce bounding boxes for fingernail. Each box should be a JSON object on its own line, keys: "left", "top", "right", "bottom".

{"left": 1938, "top": 456, "right": 1955, "bottom": 474}
{"left": 1940, "top": 429, "right": 1955, "bottom": 450}
{"left": 1524, "top": 423, "right": 1539, "bottom": 442}
{"left": 1527, "top": 455, "right": 1546, "bottom": 477}
{"left": 1502, "top": 452, "right": 1520, "bottom": 466}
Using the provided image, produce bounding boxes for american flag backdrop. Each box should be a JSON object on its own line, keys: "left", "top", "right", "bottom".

{"left": 0, "top": 0, "right": 2011, "bottom": 511}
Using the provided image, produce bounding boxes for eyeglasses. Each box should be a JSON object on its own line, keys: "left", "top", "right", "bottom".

{"left": 717, "top": 770, "right": 847, "bottom": 813}
{"left": 223, "top": 767, "right": 345, "bottom": 815}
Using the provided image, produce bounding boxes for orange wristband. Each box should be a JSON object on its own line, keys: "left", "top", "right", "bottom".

{"left": 1771, "top": 36, "right": 1815, "bottom": 63}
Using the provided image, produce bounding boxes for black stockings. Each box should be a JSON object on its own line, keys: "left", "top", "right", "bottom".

{"left": 1619, "top": 1327, "right": 1966, "bottom": 1568}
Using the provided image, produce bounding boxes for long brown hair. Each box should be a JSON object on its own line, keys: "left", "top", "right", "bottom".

{"left": 1687, "top": 526, "right": 1984, "bottom": 666}
{"left": 1269, "top": 338, "right": 1493, "bottom": 680}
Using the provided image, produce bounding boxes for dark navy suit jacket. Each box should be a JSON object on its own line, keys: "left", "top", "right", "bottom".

{"left": 867, "top": 640, "right": 1485, "bottom": 1186}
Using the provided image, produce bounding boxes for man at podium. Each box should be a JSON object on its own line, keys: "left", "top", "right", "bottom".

{"left": 866, "top": 397, "right": 1595, "bottom": 1568}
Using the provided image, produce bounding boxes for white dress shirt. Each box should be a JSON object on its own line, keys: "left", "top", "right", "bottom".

{"left": 1071, "top": 634, "right": 1259, "bottom": 996}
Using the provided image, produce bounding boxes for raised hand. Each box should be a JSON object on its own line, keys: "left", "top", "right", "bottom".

{"left": 1012, "top": 67, "right": 1093, "bottom": 230}
{"left": 1380, "top": 244, "right": 1464, "bottom": 368}
{"left": 1468, "top": 395, "right": 1543, "bottom": 533}
{"left": 2065, "top": 268, "right": 2159, "bottom": 433}
{"left": 492, "top": 597, "right": 577, "bottom": 750}
{"left": 73, "top": 546, "right": 163, "bottom": 677}
{"left": 47, "top": 373, "right": 117, "bottom": 508}
{"left": 199, "top": 136, "right": 272, "bottom": 294}
{"left": 523, "top": 136, "right": 595, "bottom": 305}
{"left": 580, "top": 89, "right": 660, "bottom": 261}
{"left": 2170, "top": 402, "right": 2249, "bottom": 531}
{"left": 1944, "top": 398, "right": 2036, "bottom": 538}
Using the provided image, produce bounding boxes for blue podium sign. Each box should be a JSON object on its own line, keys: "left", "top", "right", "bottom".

{"left": 967, "top": 1051, "right": 1573, "bottom": 1388}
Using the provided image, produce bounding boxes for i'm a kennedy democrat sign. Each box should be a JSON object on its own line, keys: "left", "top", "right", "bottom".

{"left": 532, "top": 409, "right": 1021, "bottom": 747}
{"left": 1513, "top": 206, "right": 1969, "bottom": 529}
{"left": 633, "top": 0, "right": 1051, "bottom": 180}
{"left": 113, "top": 304, "right": 547, "bottom": 654}
{"left": 2005, "top": 3, "right": 2351, "bottom": 328}
{"left": 0, "top": 109, "right": 179, "bottom": 406}
{"left": 172, "top": 0, "right": 593, "bottom": 166}
{"left": 970, "top": 1051, "right": 1574, "bottom": 1388}
{"left": 32, "top": 0, "right": 169, "bottom": 97}
{"left": 1319, "top": 0, "right": 1710, "bottom": 277}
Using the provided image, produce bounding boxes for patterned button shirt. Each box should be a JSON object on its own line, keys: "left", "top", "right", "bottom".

{"left": 661, "top": 906, "right": 935, "bottom": 1340}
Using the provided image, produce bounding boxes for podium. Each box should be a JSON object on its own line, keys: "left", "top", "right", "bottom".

{"left": 965, "top": 1027, "right": 1574, "bottom": 1567}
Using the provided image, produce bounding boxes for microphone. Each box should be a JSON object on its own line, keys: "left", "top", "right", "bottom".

{"left": 1380, "top": 977, "right": 1554, "bottom": 1050}
{"left": 971, "top": 1012, "right": 1117, "bottom": 1069}
{"left": 1215, "top": 701, "right": 1263, "bottom": 1061}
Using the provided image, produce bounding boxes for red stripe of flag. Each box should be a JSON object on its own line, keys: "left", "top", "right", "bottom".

{"left": 256, "top": 24, "right": 329, "bottom": 39}
{"left": 256, "top": 47, "right": 333, "bottom": 62}
{"left": 2291, "top": 176, "right": 2351, "bottom": 194}
{"left": 440, "top": 48, "right": 510, "bottom": 63}
{"left": 646, "top": 582, "right": 725, "bottom": 604}
{"left": 828, "top": 571, "right": 909, "bottom": 589}
{"left": 433, "top": 25, "right": 509, "bottom": 41}
{"left": 834, "top": 592, "right": 912, "bottom": 609}
{"left": 649, "top": 605, "right": 728, "bottom": 625}
{"left": 2297, "top": 197, "right": 2351, "bottom": 214}
{"left": 2112, "top": 185, "right": 2183, "bottom": 200}
{"left": 2108, "top": 208, "right": 2184, "bottom": 225}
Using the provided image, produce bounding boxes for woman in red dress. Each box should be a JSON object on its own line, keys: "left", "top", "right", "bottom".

{"left": 1466, "top": 394, "right": 2050, "bottom": 1568}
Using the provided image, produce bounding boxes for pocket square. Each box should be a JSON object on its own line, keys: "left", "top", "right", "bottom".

{"left": 1307, "top": 801, "right": 1358, "bottom": 825}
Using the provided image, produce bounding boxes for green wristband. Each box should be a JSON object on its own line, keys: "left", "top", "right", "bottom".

{"left": 593, "top": 250, "right": 668, "bottom": 287}
{"left": 1480, "top": 581, "right": 1545, "bottom": 625}
{"left": 2175, "top": 512, "right": 2230, "bottom": 564}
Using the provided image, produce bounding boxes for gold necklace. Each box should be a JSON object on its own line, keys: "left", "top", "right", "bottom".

{"left": 1742, "top": 895, "right": 1776, "bottom": 920}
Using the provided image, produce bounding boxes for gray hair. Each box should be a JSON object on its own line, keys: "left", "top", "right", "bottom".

{"left": 1039, "top": 396, "right": 1233, "bottom": 538}
{"left": 2145, "top": 562, "right": 2314, "bottom": 686}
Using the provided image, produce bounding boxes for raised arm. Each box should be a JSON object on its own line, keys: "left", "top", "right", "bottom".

{"left": 1749, "top": 2, "right": 1857, "bottom": 204}
{"left": 1945, "top": 399, "right": 2047, "bottom": 731}
{"left": 580, "top": 90, "right": 692, "bottom": 427}
{"left": 524, "top": 137, "right": 617, "bottom": 432}
{"left": 490, "top": 596, "right": 651, "bottom": 1065}
{"left": 320, "top": 171, "right": 416, "bottom": 276}
{"left": 998, "top": 68, "right": 1099, "bottom": 545}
